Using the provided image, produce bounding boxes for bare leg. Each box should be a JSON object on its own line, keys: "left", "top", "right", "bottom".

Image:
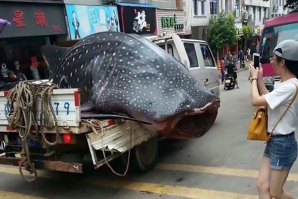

{"left": 257, "top": 156, "right": 271, "bottom": 199}
{"left": 270, "top": 169, "right": 294, "bottom": 199}
{"left": 235, "top": 79, "right": 239, "bottom": 88}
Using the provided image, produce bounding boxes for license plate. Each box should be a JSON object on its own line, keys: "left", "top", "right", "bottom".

{"left": 17, "top": 137, "right": 42, "bottom": 149}
{"left": 225, "top": 80, "right": 231, "bottom": 83}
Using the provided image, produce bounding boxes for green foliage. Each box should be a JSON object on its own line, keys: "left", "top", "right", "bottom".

{"left": 207, "top": 13, "right": 238, "bottom": 53}
{"left": 242, "top": 25, "right": 254, "bottom": 38}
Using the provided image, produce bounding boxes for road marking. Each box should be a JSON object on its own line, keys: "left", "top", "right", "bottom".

{"left": 156, "top": 163, "right": 298, "bottom": 182}
{"left": 0, "top": 191, "right": 46, "bottom": 199}
{"left": 1, "top": 164, "right": 298, "bottom": 199}
{"left": 90, "top": 180, "right": 258, "bottom": 199}
{"left": 1, "top": 163, "right": 298, "bottom": 183}
{"left": 0, "top": 166, "right": 259, "bottom": 199}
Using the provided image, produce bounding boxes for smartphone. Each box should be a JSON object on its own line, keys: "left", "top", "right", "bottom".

{"left": 253, "top": 53, "right": 260, "bottom": 68}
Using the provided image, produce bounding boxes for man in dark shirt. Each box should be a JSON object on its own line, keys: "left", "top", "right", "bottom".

{"left": 13, "top": 61, "right": 27, "bottom": 81}
{"left": 226, "top": 61, "right": 239, "bottom": 89}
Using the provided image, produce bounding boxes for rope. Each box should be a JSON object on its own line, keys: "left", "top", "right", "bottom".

{"left": 6, "top": 81, "right": 59, "bottom": 181}
{"left": 83, "top": 120, "right": 132, "bottom": 176}
{"left": 39, "top": 84, "right": 59, "bottom": 146}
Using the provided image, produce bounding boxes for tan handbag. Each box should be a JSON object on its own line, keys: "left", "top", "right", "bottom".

{"left": 247, "top": 83, "right": 298, "bottom": 142}
{"left": 247, "top": 106, "right": 269, "bottom": 141}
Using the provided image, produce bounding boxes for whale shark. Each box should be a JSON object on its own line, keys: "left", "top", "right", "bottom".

{"left": 41, "top": 32, "right": 220, "bottom": 139}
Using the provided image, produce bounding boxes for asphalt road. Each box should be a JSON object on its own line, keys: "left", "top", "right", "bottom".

{"left": 0, "top": 69, "right": 298, "bottom": 199}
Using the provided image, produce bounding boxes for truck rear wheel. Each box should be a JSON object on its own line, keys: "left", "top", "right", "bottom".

{"left": 131, "top": 137, "right": 159, "bottom": 173}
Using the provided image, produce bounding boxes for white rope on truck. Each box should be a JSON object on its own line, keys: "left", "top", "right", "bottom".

{"left": 7, "top": 81, "right": 59, "bottom": 182}
{"left": 83, "top": 119, "right": 132, "bottom": 176}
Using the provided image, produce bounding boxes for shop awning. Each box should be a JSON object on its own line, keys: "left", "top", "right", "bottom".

{"left": 116, "top": 2, "right": 156, "bottom": 8}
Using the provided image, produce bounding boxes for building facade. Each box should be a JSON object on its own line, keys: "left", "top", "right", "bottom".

{"left": 184, "top": 0, "right": 216, "bottom": 40}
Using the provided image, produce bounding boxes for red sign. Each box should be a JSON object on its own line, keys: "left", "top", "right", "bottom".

{"left": 31, "top": 56, "right": 39, "bottom": 68}
{"left": 52, "top": 25, "right": 62, "bottom": 33}
{"left": 35, "top": 11, "right": 47, "bottom": 27}
{"left": 13, "top": 10, "right": 26, "bottom": 28}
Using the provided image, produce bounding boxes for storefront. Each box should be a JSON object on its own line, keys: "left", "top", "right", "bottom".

{"left": 117, "top": 2, "right": 157, "bottom": 35}
{"left": 156, "top": 9, "right": 187, "bottom": 36}
{"left": 65, "top": 5, "right": 120, "bottom": 40}
{"left": 0, "top": 1, "right": 67, "bottom": 80}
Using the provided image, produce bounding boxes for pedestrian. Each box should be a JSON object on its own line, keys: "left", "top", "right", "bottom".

{"left": 249, "top": 39, "right": 298, "bottom": 199}
{"left": 13, "top": 60, "right": 27, "bottom": 81}
{"left": 239, "top": 50, "right": 245, "bottom": 67}
{"left": 220, "top": 58, "right": 226, "bottom": 84}
{"left": 0, "top": 62, "right": 9, "bottom": 83}
{"left": 247, "top": 48, "right": 251, "bottom": 61}
{"left": 7, "top": 70, "right": 19, "bottom": 82}
{"left": 226, "top": 60, "right": 239, "bottom": 88}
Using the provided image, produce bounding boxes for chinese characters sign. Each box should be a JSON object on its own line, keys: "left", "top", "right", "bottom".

{"left": 0, "top": 2, "right": 67, "bottom": 38}
{"left": 117, "top": 3, "right": 157, "bottom": 35}
{"left": 157, "top": 10, "right": 185, "bottom": 34}
{"left": 161, "top": 15, "right": 184, "bottom": 31}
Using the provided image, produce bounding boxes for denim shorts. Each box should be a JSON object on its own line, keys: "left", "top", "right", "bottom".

{"left": 264, "top": 132, "right": 297, "bottom": 171}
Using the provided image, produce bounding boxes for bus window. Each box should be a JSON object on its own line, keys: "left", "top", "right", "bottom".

{"left": 260, "top": 23, "right": 298, "bottom": 62}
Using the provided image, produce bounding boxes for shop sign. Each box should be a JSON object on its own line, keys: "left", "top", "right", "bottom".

{"left": 161, "top": 14, "right": 184, "bottom": 31}
{"left": 66, "top": 5, "right": 120, "bottom": 40}
{"left": 117, "top": 3, "right": 157, "bottom": 35}
{"left": 0, "top": 2, "right": 67, "bottom": 38}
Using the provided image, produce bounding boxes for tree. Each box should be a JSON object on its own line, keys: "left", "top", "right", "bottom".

{"left": 242, "top": 25, "right": 254, "bottom": 50}
{"left": 284, "top": 0, "right": 298, "bottom": 11}
{"left": 207, "top": 13, "right": 238, "bottom": 59}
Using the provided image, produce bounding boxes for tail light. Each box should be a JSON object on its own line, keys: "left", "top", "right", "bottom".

{"left": 107, "top": 119, "right": 116, "bottom": 126}
{"left": 62, "top": 133, "right": 76, "bottom": 144}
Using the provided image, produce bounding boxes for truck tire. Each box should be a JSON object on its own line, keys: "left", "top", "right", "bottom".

{"left": 131, "top": 137, "right": 159, "bottom": 173}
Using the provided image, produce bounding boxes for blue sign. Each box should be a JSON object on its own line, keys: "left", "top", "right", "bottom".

{"left": 66, "top": 5, "right": 120, "bottom": 40}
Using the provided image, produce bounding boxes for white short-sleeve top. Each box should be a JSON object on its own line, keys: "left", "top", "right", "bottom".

{"left": 264, "top": 78, "right": 298, "bottom": 135}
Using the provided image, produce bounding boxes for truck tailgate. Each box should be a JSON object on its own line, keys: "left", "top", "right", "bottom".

{"left": 0, "top": 88, "right": 80, "bottom": 131}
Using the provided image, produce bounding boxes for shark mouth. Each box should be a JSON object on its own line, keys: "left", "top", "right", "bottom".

{"left": 155, "top": 100, "right": 220, "bottom": 139}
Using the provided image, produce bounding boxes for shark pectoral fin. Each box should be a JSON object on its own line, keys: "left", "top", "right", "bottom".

{"left": 81, "top": 101, "right": 96, "bottom": 112}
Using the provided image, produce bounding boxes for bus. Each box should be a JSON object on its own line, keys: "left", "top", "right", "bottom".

{"left": 259, "top": 12, "right": 298, "bottom": 89}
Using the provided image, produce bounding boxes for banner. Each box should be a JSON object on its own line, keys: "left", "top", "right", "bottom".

{"left": 66, "top": 5, "right": 120, "bottom": 40}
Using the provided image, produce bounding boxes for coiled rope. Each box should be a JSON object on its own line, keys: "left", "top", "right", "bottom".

{"left": 7, "top": 81, "right": 59, "bottom": 182}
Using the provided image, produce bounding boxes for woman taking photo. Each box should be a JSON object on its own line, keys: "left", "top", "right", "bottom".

{"left": 249, "top": 40, "right": 298, "bottom": 199}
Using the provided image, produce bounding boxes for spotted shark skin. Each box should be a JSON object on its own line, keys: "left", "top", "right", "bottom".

{"left": 42, "top": 32, "right": 220, "bottom": 139}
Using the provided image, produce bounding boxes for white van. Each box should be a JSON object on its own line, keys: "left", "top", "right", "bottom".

{"left": 149, "top": 34, "right": 220, "bottom": 98}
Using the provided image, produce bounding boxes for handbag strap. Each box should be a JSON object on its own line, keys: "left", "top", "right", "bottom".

{"left": 271, "top": 83, "right": 298, "bottom": 134}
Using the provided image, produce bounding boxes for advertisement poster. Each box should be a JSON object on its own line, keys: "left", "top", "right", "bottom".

{"left": 66, "top": 5, "right": 120, "bottom": 40}
{"left": 118, "top": 4, "right": 156, "bottom": 35}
